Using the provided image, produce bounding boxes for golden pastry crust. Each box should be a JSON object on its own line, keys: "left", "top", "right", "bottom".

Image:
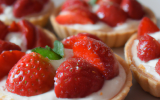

{"left": 3, "top": 1, "right": 54, "bottom": 27}
{"left": 50, "top": 5, "right": 156, "bottom": 48}
{"left": 125, "top": 34, "right": 160, "bottom": 97}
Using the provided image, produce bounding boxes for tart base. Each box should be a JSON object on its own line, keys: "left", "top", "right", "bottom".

{"left": 125, "top": 34, "right": 160, "bottom": 97}
{"left": 50, "top": 5, "right": 156, "bottom": 48}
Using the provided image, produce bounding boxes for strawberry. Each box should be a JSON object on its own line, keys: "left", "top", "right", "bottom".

{"left": 55, "top": 57, "right": 104, "bottom": 98}
{"left": 61, "top": 0, "right": 89, "bottom": 11}
{"left": 0, "top": 6, "right": 3, "bottom": 14}
{"left": 34, "top": 27, "right": 53, "bottom": 48}
{"left": 138, "top": 17, "right": 159, "bottom": 38}
{"left": 6, "top": 52, "right": 55, "bottom": 96}
{"left": 0, "top": 50, "right": 25, "bottom": 79}
{"left": 121, "top": 0, "right": 145, "bottom": 19}
{"left": 155, "top": 59, "right": 160, "bottom": 75}
{"left": 62, "top": 33, "right": 102, "bottom": 49}
{"left": 96, "top": 2, "right": 127, "bottom": 27}
{"left": 0, "top": 0, "right": 16, "bottom": 5}
{"left": 56, "top": 6, "right": 98, "bottom": 25}
{"left": 17, "top": 20, "right": 36, "bottom": 49}
{"left": 73, "top": 37, "right": 119, "bottom": 80}
{"left": 97, "top": 0, "right": 122, "bottom": 5}
{"left": 0, "top": 40, "right": 21, "bottom": 54}
{"left": 8, "top": 21, "right": 19, "bottom": 32}
{"left": 137, "top": 34, "right": 160, "bottom": 62}
{"left": 13, "top": 0, "right": 44, "bottom": 18}
{"left": 0, "top": 21, "right": 8, "bottom": 40}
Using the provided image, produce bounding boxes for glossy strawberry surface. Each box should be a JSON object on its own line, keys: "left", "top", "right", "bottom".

{"left": 96, "top": 2, "right": 127, "bottom": 27}
{"left": 0, "top": 50, "right": 25, "bottom": 79}
{"left": 55, "top": 57, "right": 104, "bottom": 98}
{"left": 6, "top": 52, "right": 55, "bottom": 96}
{"left": 138, "top": 17, "right": 159, "bottom": 38}
{"left": 137, "top": 34, "right": 160, "bottom": 62}
{"left": 73, "top": 37, "right": 119, "bottom": 80}
{"left": 121, "top": 0, "right": 145, "bottom": 19}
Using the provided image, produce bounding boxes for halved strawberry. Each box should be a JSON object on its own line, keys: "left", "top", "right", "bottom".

{"left": 0, "top": 40, "right": 21, "bottom": 54}
{"left": 0, "top": 50, "right": 25, "bottom": 79}
{"left": 121, "top": 0, "right": 145, "bottom": 19}
{"left": 97, "top": 0, "right": 122, "bottom": 5}
{"left": 0, "top": 21, "right": 8, "bottom": 40}
{"left": 55, "top": 57, "right": 104, "bottom": 98}
{"left": 56, "top": 6, "right": 98, "bottom": 25}
{"left": 0, "top": 0, "right": 16, "bottom": 5}
{"left": 137, "top": 34, "right": 160, "bottom": 62}
{"left": 61, "top": 0, "right": 89, "bottom": 11}
{"left": 73, "top": 37, "right": 119, "bottom": 80}
{"left": 138, "top": 17, "right": 159, "bottom": 38}
{"left": 62, "top": 33, "right": 102, "bottom": 49}
{"left": 96, "top": 2, "right": 127, "bottom": 27}
{"left": 8, "top": 21, "right": 19, "bottom": 32}
{"left": 6, "top": 52, "right": 55, "bottom": 96}
{"left": 155, "top": 59, "right": 160, "bottom": 75}
{"left": 13, "top": 0, "right": 43, "bottom": 18}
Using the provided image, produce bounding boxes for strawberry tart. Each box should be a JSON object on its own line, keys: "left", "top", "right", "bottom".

{"left": 0, "top": 33, "right": 132, "bottom": 99}
{"left": 125, "top": 17, "right": 160, "bottom": 97}
{"left": 50, "top": 0, "right": 156, "bottom": 47}
{"left": 0, "top": 0, "right": 54, "bottom": 27}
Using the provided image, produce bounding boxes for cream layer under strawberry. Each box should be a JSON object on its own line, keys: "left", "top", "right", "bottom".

{"left": 132, "top": 31, "right": 160, "bottom": 80}
{"left": 0, "top": 1, "right": 52, "bottom": 23}
{"left": 0, "top": 49, "right": 126, "bottom": 100}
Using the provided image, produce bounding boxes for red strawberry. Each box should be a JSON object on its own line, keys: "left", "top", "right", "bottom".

{"left": 55, "top": 57, "right": 104, "bottom": 98}
{"left": 0, "top": 40, "right": 21, "bottom": 54}
{"left": 0, "top": 6, "right": 3, "bottom": 14}
{"left": 62, "top": 33, "right": 102, "bottom": 49}
{"left": 0, "top": 0, "right": 16, "bottom": 5}
{"left": 73, "top": 37, "right": 119, "bottom": 80}
{"left": 155, "top": 59, "right": 160, "bottom": 75}
{"left": 121, "top": 0, "right": 145, "bottom": 19}
{"left": 6, "top": 52, "right": 55, "bottom": 96}
{"left": 96, "top": 2, "right": 127, "bottom": 27}
{"left": 138, "top": 17, "right": 159, "bottom": 38}
{"left": 56, "top": 6, "right": 98, "bottom": 25}
{"left": 137, "top": 34, "right": 160, "bottom": 62}
{"left": 13, "top": 0, "right": 43, "bottom": 18}
{"left": 0, "top": 21, "right": 8, "bottom": 40}
{"left": 97, "top": 0, "right": 122, "bottom": 5}
{"left": 34, "top": 27, "right": 53, "bottom": 48}
{"left": 8, "top": 21, "right": 19, "bottom": 32}
{"left": 0, "top": 50, "right": 25, "bottom": 79}
{"left": 61, "top": 0, "right": 89, "bottom": 10}
{"left": 17, "top": 20, "right": 36, "bottom": 49}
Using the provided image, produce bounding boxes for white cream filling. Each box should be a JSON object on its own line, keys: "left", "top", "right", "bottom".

{"left": 0, "top": 1, "right": 52, "bottom": 23}
{"left": 0, "top": 49, "right": 126, "bottom": 100}
{"left": 132, "top": 31, "right": 160, "bottom": 80}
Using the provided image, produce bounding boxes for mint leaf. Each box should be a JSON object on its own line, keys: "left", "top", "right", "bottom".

{"left": 53, "top": 40, "right": 64, "bottom": 57}
{"left": 89, "top": 0, "right": 97, "bottom": 6}
{"left": 31, "top": 47, "right": 62, "bottom": 60}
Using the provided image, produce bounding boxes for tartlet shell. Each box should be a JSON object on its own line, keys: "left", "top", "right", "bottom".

{"left": 50, "top": 5, "right": 156, "bottom": 48}
{"left": 125, "top": 34, "right": 160, "bottom": 97}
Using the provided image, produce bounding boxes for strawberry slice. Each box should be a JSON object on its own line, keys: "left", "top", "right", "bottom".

{"left": 96, "top": 2, "right": 127, "bottom": 27}
{"left": 6, "top": 52, "right": 55, "bottom": 96}
{"left": 34, "top": 27, "right": 53, "bottom": 48}
{"left": 73, "top": 37, "right": 119, "bottom": 80}
{"left": 17, "top": 20, "right": 36, "bottom": 49}
{"left": 8, "top": 21, "right": 19, "bottom": 32}
{"left": 62, "top": 33, "right": 102, "bottom": 49}
{"left": 155, "top": 60, "right": 160, "bottom": 75}
{"left": 121, "top": 0, "right": 145, "bottom": 19}
{"left": 0, "top": 40, "right": 21, "bottom": 54}
{"left": 56, "top": 6, "right": 98, "bottom": 25}
{"left": 13, "top": 0, "right": 44, "bottom": 18}
{"left": 137, "top": 34, "right": 160, "bottom": 62}
{"left": 97, "top": 0, "right": 122, "bottom": 5}
{"left": 0, "top": 0, "right": 16, "bottom": 5}
{"left": 138, "top": 17, "right": 159, "bottom": 38}
{"left": 61, "top": 0, "right": 89, "bottom": 10}
{"left": 55, "top": 57, "right": 104, "bottom": 98}
{"left": 0, "top": 21, "right": 8, "bottom": 40}
{"left": 0, "top": 50, "right": 25, "bottom": 79}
